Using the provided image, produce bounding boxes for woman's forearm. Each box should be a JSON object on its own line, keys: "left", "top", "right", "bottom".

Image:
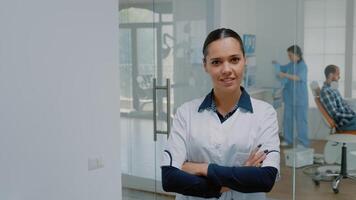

{"left": 286, "top": 74, "right": 300, "bottom": 81}
{"left": 207, "top": 164, "right": 278, "bottom": 193}
{"left": 161, "top": 166, "right": 222, "bottom": 198}
{"left": 181, "top": 162, "right": 277, "bottom": 193}
{"left": 181, "top": 162, "right": 209, "bottom": 176}
{"left": 281, "top": 72, "right": 300, "bottom": 81}
{"left": 181, "top": 149, "right": 267, "bottom": 176}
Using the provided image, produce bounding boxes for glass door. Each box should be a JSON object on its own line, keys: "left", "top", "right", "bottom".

{"left": 119, "top": 2, "right": 158, "bottom": 199}
{"left": 120, "top": 0, "right": 217, "bottom": 198}
{"left": 153, "top": 0, "right": 216, "bottom": 195}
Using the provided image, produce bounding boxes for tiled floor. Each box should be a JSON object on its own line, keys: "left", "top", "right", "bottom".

{"left": 122, "top": 188, "right": 283, "bottom": 200}
{"left": 122, "top": 188, "right": 174, "bottom": 200}
{"left": 267, "top": 140, "right": 356, "bottom": 200}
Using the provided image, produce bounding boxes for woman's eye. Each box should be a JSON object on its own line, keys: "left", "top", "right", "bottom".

{"left": 211, "top": 60, "right": 220, "bottom": 65}
{"left": 231, "top": 57, "right": 240, "bottom": 63}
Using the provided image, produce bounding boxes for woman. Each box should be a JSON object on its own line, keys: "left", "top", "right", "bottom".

{"left": 273, "top": 45, "right": 309, "bottom": 148}
{"left": 161, "top": 28, "right": 280, "bottom": 199}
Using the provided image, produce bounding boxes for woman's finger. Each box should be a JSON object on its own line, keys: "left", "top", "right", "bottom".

{"left": 244, "top": 146, "right": 263, "bottom": 166}
{"left": 250, "top": 150, "right": 264, "bottom": 164}
{"left": 247, "top": 147, "right": 257, "bottom": 161}
{"left": 247, "top": 144, "right": 262, "bottom": 161}
{"left": 250, "top": 150, "right": 268, "bottom": 166}
{"left": 254, "top": 154, "right": 267, "bottom": 167}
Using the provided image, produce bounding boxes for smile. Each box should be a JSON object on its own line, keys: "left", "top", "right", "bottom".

{"left": 220, "top": 78, "right": 235, "bottom": 85}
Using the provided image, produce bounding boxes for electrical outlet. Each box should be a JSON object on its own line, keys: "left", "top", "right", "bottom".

{"left": 88, "top": 157, "right": 104, "bottom": 171}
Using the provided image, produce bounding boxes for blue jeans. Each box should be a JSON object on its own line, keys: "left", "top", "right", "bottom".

{"left": 283, "top": 104, "right": 309, "bottom": 147}
{"left": 338, "top": 116, "right": 356, "bottom": 131}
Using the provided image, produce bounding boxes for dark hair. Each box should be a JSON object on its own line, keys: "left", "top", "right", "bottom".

{"left": 324, "top": 64, "right": 338, "bottom": 79}
{"left": 202, "top": 28, "right": 245, "bottom": 61}
{"left": 287, "top": 45, "right": 303, "bottom": 62}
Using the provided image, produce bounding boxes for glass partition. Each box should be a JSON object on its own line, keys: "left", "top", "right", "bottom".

{"left": 119, "top": 0, "right": 216, "bottom": 199}
{"left": 119, "top": 0, "right": 356, "bottom": 199}
{"left": 296, "top": 0, "right": 356, "bottom": 199}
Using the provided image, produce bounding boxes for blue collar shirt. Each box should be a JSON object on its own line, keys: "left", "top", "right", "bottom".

{"left": 320, "top": 82, "right": 356, "bottom": 128}
{"left": 198, "top": 87, "right": 253, "bottom": 123}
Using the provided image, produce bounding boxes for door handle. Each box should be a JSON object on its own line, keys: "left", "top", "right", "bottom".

{"left": 153, "top": 78, "right": 171, "bottom": 141}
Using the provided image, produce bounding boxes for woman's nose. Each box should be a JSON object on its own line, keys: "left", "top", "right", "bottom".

{"left": 221, "top": 62, "right": 232, "bottom": 74}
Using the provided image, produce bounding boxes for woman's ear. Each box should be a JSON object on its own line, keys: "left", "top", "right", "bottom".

{"left": 203, "top": 58, "right": 208, "bottom": 72}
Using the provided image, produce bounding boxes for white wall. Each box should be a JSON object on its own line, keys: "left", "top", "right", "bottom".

{"left": 0, "top": 0, "right": 121, "bottom": 200}
{"left": 220, "top": 0, "right": 257, "bottom": 35}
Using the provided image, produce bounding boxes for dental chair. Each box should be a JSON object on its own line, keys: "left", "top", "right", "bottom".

{"left": 310, "top": 81, "right": 356, "bottom": 193}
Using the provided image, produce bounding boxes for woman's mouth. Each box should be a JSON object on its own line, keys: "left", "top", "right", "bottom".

{"left": 220, "top": 77, "right": 235, "bottom": 86}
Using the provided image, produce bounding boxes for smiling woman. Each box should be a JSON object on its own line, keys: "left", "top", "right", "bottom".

{"left": 161, "top": 28, "right": 281, "bottom": 200}
{"left": 203, "top": 35, "right": 246, "bottom": 117}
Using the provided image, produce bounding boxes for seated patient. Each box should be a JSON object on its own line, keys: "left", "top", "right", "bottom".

{"left": 320, "top": 64, "right": 356, "bottom": 131}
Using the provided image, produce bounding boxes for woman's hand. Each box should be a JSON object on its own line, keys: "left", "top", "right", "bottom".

{"left": 279, "top": 72, "right": 286, "bottom": 79}
{"left": 220, "top": 186, "right": 230, "bottom": 193}
{"left": 181, "top": 162, "right": 209, "bottom": 176}
{"left": 244, "top": 146, "right": 267, "bottom": 167}
{"left": 272, "top": 60, "right": 279, "bottom": 65}
{"left": 279, "top": 72, "right": 300, "bottom": 81}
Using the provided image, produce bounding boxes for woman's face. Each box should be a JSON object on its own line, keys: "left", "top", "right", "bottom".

{"left": 204, "top": 37, "right": 246, "bottom": 93}
{"left": 288, "top": 52, "right": 300, "bottom": 63}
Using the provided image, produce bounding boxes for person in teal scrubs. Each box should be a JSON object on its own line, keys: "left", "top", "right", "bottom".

{"left": 272, "top": 45, "right": 309, "bottom": 147}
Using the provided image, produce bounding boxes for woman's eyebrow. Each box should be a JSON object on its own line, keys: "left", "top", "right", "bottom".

{"left": 209, "top": 57, "right": 221, "bottom": 61}
{"left": 208, "top": 53, "right": 243, "bottom": 61}
{"left": 229, "top": 54, "right": 242, "bottom": 57}
{"left": 209, "top": 54, "right": 241, "bottom": 61}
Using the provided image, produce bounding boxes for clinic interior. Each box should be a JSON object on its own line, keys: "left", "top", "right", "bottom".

{"left": 119, "top": 0, "right": 356, "bottom": 199}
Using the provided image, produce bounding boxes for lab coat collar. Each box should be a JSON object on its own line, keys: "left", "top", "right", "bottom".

{"left": 198, "top": 86, "right": 253, "bottom": 113}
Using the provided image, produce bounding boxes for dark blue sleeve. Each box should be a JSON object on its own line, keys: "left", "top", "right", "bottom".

{"left": 207, "top": 164, "right": 278, "bottom": 193}
{"left": 161, "top": 166, "right": 222, "bottom": 198}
